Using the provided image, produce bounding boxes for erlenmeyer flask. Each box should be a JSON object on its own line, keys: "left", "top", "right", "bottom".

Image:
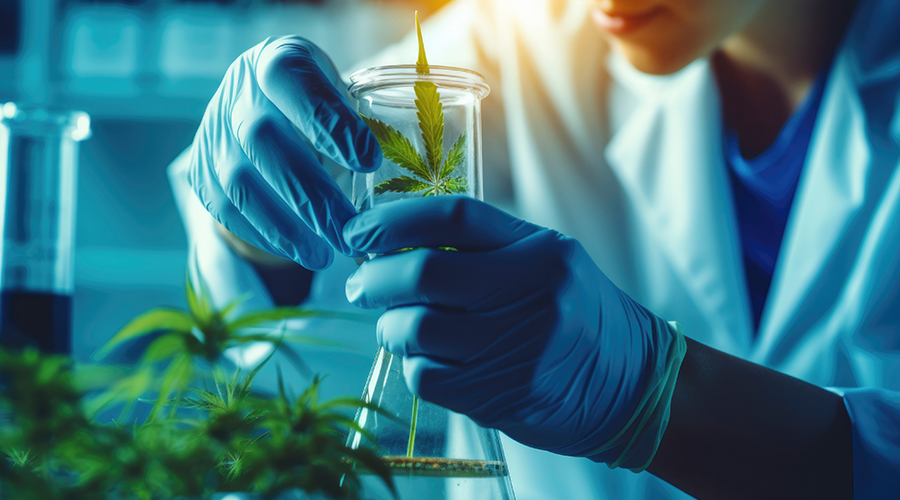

{"left": 347, "top": 61, "right": 513, "bottom": 499}
{"left": 347, "top": 347, "right": 515, "bottom": 500}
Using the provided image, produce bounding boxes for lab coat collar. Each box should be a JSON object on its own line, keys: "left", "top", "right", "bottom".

{"left": 752, "top": 45, "right": 872, "bottom": 363}
{"left": 604, "top": 56, "right": 753, "bottom": 356}
{"left": 752, "top": 0, "right": 900, "bottom": 367}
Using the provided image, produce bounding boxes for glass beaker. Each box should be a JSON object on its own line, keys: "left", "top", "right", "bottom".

{"left": 350, "top": 65, "right": 489, "bottom": 210}
{"left": 347, "top": 66, "right": 514, "bottom": 500}
{"left": 0, "top": 103, "right": 91, "bottom": 354}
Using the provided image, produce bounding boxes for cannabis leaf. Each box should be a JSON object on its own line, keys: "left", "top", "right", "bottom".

{"left": 415, "top": 81, "right": 444, "bottom": 174}
{"left": 375, "top": 175, "right": 431, "bottom": 195}
{"left": 359, "top": 115, "right": 429, "bottom": 180}
{"left": 442, "top": 132, "right": 466, "bottom": 179}
{"left": 361, "top": 10, "right": 468, "bottom": 198}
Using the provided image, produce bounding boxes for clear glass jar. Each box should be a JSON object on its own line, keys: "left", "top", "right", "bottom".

{"left": 0, "top": 102, "right": 91, "bottom": 353}
{"left": 349, "top": 64, "right": 490, "bottom": 209}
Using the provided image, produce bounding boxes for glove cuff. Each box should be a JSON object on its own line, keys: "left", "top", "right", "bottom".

{"left": 586, "top": 320, "right": 687, "bottom": 472}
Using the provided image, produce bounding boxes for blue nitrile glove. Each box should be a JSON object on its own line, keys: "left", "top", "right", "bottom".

{"left": 187, "top": 36, "right": 382, "bottom": 270}
{"left": 344, "top": 196, "right": 686, "bottom": 471}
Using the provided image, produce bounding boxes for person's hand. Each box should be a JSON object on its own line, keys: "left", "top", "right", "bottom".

{"left": 187, "top": 36, "right": 382, "bottom": 270}
{"left": 344, "top": 196, "right": 685, "bottom": 470}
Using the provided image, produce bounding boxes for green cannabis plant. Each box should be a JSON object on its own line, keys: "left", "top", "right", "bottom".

{"left": 90, "top": 274, "right": 348, "bottom": 419}
{"left": 0, "top": 279, "right": 393, "bottom": 500}
{"left": 360, "top": 12, "right": 468, "bottom": 197}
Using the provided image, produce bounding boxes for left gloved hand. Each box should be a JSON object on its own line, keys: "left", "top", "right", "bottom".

{"left": 344, "top": 196, "right": 685, "bottom": 471}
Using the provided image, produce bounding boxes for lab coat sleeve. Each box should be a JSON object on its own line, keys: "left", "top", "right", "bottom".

{"left": 166, "top": 147, "right": 277, "bottom": 316}
{"left": 842, "top": 388, "right": 900, "bottom": 498}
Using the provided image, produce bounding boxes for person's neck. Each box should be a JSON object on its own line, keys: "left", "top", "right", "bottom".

{"left": 713, "top": 0, "right": 858, "bottom": 158}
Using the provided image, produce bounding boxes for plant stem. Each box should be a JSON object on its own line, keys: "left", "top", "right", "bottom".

{"left": 407, "top": 396, "right": 419, "bottom": 458}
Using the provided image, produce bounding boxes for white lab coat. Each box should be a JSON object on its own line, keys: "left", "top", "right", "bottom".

{"left": 169, "top": 0, "right": 900, "bottom": 497}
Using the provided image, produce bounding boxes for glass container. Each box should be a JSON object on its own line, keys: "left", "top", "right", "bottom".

{"left": 350, "top": 65, "right": 489, "bottom": 210}
{"left": 0, "top": 102, "right": 91, "bottom": 353}
{"left": 347, "top": 66, "right": 514, "bottom": 500}
{"left": 347, "top": 348, "right": 514, "bottom": 500}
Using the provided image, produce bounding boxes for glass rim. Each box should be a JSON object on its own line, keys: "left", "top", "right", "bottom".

{"left": 1, "top": 102, "right": 92, "bottom": 141}
{"left": 348, "top": 64, "right": 490, "bottom": 99}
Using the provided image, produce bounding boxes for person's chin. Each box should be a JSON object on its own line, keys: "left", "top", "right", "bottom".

{"left": 609, "top": 39, "right": 697, "bottom": 76}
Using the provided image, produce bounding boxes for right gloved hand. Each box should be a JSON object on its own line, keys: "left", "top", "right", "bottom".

{"left": 344, "top": 196, "right": 687, "bottom": 471}
{"left": 187, "top": 36, "right": 382, "bottom": 270}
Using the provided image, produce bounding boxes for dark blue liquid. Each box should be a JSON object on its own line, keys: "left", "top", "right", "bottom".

{"left": 0, "top": 290, "right": 72, "bottom": 354}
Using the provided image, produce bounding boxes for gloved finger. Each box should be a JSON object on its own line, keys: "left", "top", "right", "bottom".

{"left": 401, "top": 356, "right": 515, "bottom": 420}
{"left": 346, "top": 231, "right": 563, "bottom": 309}
{"left": 232, "top": 94, "right": 360, "bottom": 258}
{"left": 343, "top": 196, "right": 541, "bottom": 254}
{"left": 189, "top": 130, "right": 297, "bottom": 262}
{"left": 217, "top": 158, "right": 334, "bottom": 270}
{"left": 376, "top": 305, "right": 517, "bottom": 364}
{"left": 256, "top": 36, "right": 381, "bottom": 172}
{"left": 401, "top": 355, "right": 462, "bottom": 408}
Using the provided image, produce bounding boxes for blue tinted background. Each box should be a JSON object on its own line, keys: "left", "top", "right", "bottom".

{"left": 0, "top": 0, "right": 418, "bottom": 365}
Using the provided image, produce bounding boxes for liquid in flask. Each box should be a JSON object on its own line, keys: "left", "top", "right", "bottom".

{"left": 347, "top": 348, "right": 516, "bottom": 500}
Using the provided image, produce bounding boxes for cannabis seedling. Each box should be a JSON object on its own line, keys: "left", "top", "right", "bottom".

{"left": 361, "top": 12, "right": 468, "bottom": 197}
{"left": 92, "top": 273, "right": 349, "bottom": 419}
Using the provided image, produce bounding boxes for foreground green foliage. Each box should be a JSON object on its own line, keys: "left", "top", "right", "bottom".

{"left": 90, "top": 275, "right": 346, "bottom": 419}
{"left": 0, "top": 279, "right": 393, "bottom": 499}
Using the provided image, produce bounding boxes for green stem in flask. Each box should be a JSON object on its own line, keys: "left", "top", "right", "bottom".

{"left": 407, "top": 395, "right": 420, "bottom": 458}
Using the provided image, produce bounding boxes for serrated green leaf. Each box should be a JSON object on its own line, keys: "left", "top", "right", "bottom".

{"left": 415, "top": 81, "right": 444, "bottom": 175}
{"left": 96, "top": 308, "right": 194, "bottom": 359}
{"left": 441, "top": 133, "right": 466, "bottom": 179}
{"left": 440, "top": 176, "right": 468, "bottom": 195}
{"left": 374, "top": 176, "right": 431, "bottom": 195}
{"left": 359, "top": 115, "right": 431, "bottom": 181}
{"left": 415, "top": 11, "right": 429, "bottom": 75}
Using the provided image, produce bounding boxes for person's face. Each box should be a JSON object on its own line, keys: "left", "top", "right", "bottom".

{"left": 590, "top": 0, "right": 769, "bottom": 74}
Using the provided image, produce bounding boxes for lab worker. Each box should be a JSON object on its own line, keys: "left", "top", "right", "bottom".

{"left": 167, "top": 0, "right": 900, "bottom": 498}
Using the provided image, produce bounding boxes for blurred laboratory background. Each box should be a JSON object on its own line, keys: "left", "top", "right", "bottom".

{"left": 0, "top": 0, "right": 449, "bottom": 363}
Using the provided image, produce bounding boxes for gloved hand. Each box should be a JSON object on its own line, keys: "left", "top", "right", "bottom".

{"left": 186, "top": 36, "right": 382, "bottom": 270}
{"left": 344, "top": 196, "right": 686, "bottom": 471}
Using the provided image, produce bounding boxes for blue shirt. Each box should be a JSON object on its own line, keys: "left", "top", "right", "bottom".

{"left": 725, "top": 72, "right": 828, "bottom": 333}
